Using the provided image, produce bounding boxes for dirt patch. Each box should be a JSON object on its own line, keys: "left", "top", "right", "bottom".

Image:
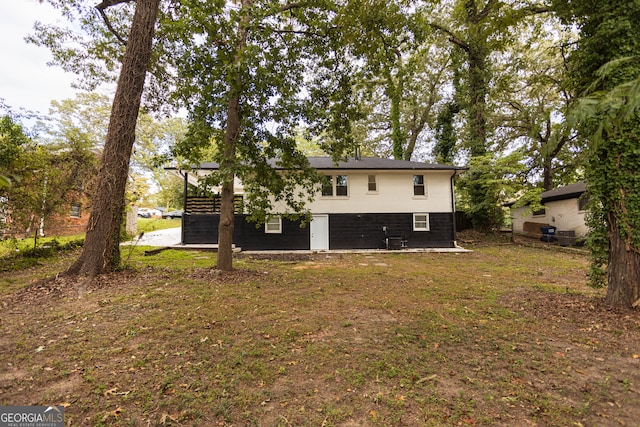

{"left": 500, "top": 289, "right": 640, "bottom": 425}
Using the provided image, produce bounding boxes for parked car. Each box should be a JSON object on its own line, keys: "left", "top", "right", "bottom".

{"left": 137, "top": 208, "right": 152, "bottom": 218}
{"left": 162, "top": 210, "right": 183, "bottom": 219}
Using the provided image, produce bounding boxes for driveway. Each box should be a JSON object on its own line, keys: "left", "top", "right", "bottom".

{"left": 123, "top": 227, "right": 181, "bottom": 247}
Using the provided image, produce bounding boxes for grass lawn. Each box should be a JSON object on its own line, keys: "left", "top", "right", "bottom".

{"left": 0, "top": 218, "right": 180, "bottom": 257}
{"left": 1, "top": 238, "right": 639, "bottom": 426}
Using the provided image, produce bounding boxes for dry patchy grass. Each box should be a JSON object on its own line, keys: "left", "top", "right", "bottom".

{"left": 1, "top": 242, "right": 639, "bottom": 426}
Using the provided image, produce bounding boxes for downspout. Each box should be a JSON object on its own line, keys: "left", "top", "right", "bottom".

{"left": 451, "top": 170, "right": 457, "bottom": 247}
{"left": 180, "top": 171, "right": 188, "bottom": 245}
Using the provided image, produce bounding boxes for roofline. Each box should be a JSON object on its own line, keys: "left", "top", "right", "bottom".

{"left": 505, "top": 182, "right": 587, "bottom": 208}
{"left": 165, "top": 156, "right": 468, "bottom": 173}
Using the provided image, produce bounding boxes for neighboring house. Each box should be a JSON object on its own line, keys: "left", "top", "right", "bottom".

{"left": 0, "top": 189, "right": 91, "bottom": 239}
{"left": 44, "top": 198, "right": 91, "bottom": 236}
{"left": 167, "top": 156, "right": 466, "bottom": 250}
{"left": 508, "top": 181, "right": 589, "bottom": 241}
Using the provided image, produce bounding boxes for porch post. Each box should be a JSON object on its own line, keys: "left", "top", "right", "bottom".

{"left": 181, "top": 172, "right": 188, "bottom": 245}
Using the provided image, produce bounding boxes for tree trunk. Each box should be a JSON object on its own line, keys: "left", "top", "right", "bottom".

{"left": 385, "top": 72, "right": 405, "bottom": 161}
{"left": 542, "top": 156, "right": 553, "bottom": 191}
{"left": 605, "top": 215, "right": 640, "bottom": 308}
{"left": 467, "top": 46, "right": 488, "bottom": 157}
{"left": 467, "top": 46, "right": 492, "bottom": 231}
{"left": 66, "top": 0, "right": 160, "bottom": 277}
{"left": 216, "top": 0, "right": 252, "bottom": 271}
{"left": 216, "top": 120, "right": 238, "bottom": 271}
{"left": 404, "top": 126, "right": 419, "bottom": 161}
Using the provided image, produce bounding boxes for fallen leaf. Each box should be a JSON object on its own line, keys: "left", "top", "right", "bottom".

{"left": 101, "top": 407, "right": 123, "bottom": 421}
{"left": 160, "top": 413, "right": 177, "bottom": 425}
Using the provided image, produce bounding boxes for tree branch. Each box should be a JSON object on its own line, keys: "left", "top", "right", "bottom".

{"left": 429, "top": 22, "right": 469, "bottom": 52}
{"left": 259, "top": 25, "right": 333, "bottom": 38}
{"left": 526, "top": 5, "right": 551, "bottom": 14}
{"left": 95, "top": 0, "right": 134, "bottom": 46}
{"left": 278, "top": 2, "right": 307, "bottom": 13}
{"left": 476, "top": 0, "right": 498, "bottom": 22}
{"left": 95, "top": 0, "right": 133, "bottom": 11}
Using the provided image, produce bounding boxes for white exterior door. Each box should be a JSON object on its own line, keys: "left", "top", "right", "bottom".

{"left": 310, "top": 215, "right": 329, "bottom": 250}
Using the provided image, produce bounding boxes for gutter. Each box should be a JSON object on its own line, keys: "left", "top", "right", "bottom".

{"left": 451, "top": 170, "right": 458, "bottom": 246}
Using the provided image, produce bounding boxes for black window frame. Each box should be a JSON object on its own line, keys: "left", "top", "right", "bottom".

{"left": 321, "top": 176, "right": 333, "bottom": 196}
{"left": 335, "top": 175, "right": 348, "bottom": 196}
{"left": 413, "top": 175, "right": 425, "bottom": 196}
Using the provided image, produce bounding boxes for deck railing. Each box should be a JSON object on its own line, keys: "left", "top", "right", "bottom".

{"left": 185, "top": 195, "right": 244, "bottom": 214}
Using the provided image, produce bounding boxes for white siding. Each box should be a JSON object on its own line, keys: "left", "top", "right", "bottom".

{"left": 511, "top": 198, "right": 589, "bottom": 237}
{"left": 304, "top": 170, "right": 454, "bottom": 214}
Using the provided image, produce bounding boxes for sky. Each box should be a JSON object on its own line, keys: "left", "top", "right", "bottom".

{"left": 0, "top": 1, "right": 80, "bottom": 117}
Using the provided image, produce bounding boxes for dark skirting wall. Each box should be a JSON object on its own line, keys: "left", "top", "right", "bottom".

{"left": 182, "top": 214, "right": 218, "bottom": 244}
{"left": 329, "top": 213, "right": 455, "bottom": 249}
{"left": 182, "top": 214, "right": 309, "bottom": 249}
{"left": 182, "top": 213, "right": 455, "bottom": 249}
{"left": 235, "top": 216, "right": 311, "bottom": 250}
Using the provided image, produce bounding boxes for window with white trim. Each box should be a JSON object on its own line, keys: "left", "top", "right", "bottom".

{"left": 321, "top": 175, "right": 349, "bottom": 197}
{"left": 367, "top": 175, "right": 377, "bottom": 192}
{"left": 336, "top": 175, "right": 348, "bottom": 196}
{"left": 321, "top": 176, "right": 333, "bottom": 196}
{"left": 413, "top": 213, "right": 430, "bottom": 231}
{"left": 265, "top": 216, "right": 282, "bottom": 234}
{"left": 413, "top": 175, "right": 426, "bottom": 196}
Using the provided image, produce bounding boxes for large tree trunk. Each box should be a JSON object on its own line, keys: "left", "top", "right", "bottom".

{"left": 216, "top": 0, "right": 252, "bottom": 271}
{"left": 66, "top": 0, "right": 160, "bottom": 277}
{"left": 542, "top": 156, "right": 553, "bottom": 191}
{"left": 466, "top": 46, "right": 493, "bottom": 231}
{"left": 385, "top": 70, "right": 405, "bottom": 161}
{"left": 467, "top": 45, "right": 488, "bottom": 158}
{"left": 216, "top": 114, "right": 239, "bottom": 271}
{"left": 605, "top": 214, "right": 640, "bottom": 308}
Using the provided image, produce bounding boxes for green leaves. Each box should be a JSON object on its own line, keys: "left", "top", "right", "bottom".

{"left": 0, "top": 175, "right": 11, "bottom": 189}
{"left": 167, "top": 0, "right": 365, "bottom": 227}
{"left": 458, "top": 149, "right": 529, "bottom": 231}
{"left": 559, "top": 0, "right": 640, "bottom": 296}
